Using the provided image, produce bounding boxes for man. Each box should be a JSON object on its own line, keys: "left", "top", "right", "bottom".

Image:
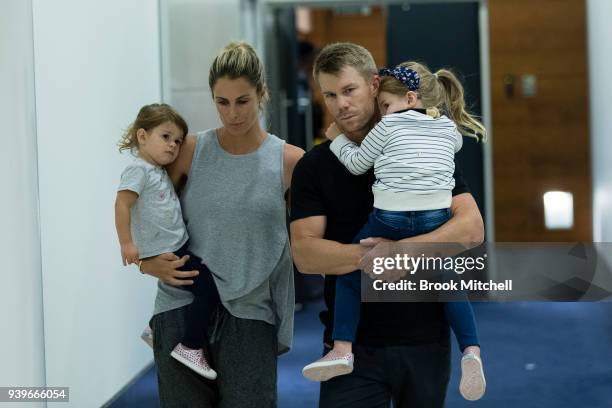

{"left": 290, "top": 42, "right": 484, "bottom": 408}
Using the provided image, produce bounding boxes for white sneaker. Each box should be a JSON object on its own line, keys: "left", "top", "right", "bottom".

{"left": 141, "top": 325, "right": 154, "bottom": 349}
{"left": 460, "top": 352, "right": 486, "bottom": 401}
{"left": 302, "top": 350, "right": 354, "bottom": 382}
{"left": 171, "top": 343, "right": 217, "bottom": 380}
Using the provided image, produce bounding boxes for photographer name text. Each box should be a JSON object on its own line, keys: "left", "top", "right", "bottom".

{"left": 372, "top": 279, "right": 513, "bottom": 292}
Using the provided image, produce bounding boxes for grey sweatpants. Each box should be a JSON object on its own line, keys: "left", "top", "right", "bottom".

{"left": 150, "top": 305, "right": 278, "bottom": 408}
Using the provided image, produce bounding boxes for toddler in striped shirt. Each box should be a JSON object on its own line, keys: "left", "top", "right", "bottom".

{"left": 302, "top": 62, "right": 488, "bottom": 401}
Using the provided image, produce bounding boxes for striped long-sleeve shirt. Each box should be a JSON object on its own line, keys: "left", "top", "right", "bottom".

{"left": 329, "top": 109, "right": 462, "bottom": 211}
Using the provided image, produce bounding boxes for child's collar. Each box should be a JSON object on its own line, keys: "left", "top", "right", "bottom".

{"left": 393, "top": 108, "right": 427, "bottom": 115}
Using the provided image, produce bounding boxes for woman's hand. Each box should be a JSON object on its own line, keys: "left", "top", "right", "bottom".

{"left": 325, "top": 123, "right": 341, "bottom": 141}
{"left": 121, "top": 242, "right": 140, "bottom": 266}
{"left": 139, "top": 252, "right": 199, "bottom": 286}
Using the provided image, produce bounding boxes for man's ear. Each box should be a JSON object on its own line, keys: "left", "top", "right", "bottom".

{"left": 370, "top": 74, "right": 380, "bottom": 97}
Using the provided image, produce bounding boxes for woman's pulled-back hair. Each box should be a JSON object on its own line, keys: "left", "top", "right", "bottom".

{"left": 118, "top": 103, "right": 188, "bottom": 153}
{"left": 379, "top": 62, "right": 487, "bottom": 141}
{"left": 208, "top": 41, "right": 269, "bottom": 105}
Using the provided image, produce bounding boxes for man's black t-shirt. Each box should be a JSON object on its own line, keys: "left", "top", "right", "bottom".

{"left": 290, "top": 141, "right": 470, "bottom": 346}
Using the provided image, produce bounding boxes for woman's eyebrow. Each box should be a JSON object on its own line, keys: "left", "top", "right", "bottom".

{"left": 216, "top": 94, "right": 251, "bottom": 100}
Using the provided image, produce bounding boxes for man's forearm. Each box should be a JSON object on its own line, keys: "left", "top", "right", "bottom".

{"left": 292, "top": 237, "right": 362, "bottom": 275}
{"left": 397, "top": 193, "right": 485, "bottom": 254}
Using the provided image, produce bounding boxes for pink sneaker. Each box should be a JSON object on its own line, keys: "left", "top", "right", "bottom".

{"left": 170, "top": 343, "right": 217, "bottom": 380}
{"left": 302, "top": 350, "right": 354, "bottom": 382}
{"left": 460, "top": 352, "right": 486, "bottom": 401}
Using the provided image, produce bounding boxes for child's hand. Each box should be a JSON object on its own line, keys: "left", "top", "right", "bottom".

{"left": 121, "top": 242, "right": 140, "bottom": 266}
{"left": 325, "top": 123, "right": 341, "bottom": 141}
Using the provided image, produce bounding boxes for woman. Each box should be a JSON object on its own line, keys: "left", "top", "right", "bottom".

{"left": 140, "top": 42, "right": 304, "bottom": 407}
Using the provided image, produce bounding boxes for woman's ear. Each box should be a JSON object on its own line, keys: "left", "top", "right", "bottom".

{"left": 259, "top": 85, "right": 270, "bottom": 111}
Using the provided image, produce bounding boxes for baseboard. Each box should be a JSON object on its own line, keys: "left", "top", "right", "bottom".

{"left": 100, "top": 360, "right": 155, "bottom": 407}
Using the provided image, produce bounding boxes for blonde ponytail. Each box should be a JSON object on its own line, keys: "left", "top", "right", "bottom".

{"left": 435, "top": 69, "right": 487, "bottom": 142}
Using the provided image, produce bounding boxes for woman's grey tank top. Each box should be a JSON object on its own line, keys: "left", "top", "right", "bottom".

{"left": 153, "top": 128, "right": 294, "bottom": 353}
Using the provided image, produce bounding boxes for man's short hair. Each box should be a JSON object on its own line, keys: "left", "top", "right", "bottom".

{"left": 312, "top": 42, "right": 377, "bottom": 83}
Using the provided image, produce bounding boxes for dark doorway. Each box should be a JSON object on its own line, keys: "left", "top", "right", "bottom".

{"left": 387, "top": 3, "right": 486, "bottom": 222}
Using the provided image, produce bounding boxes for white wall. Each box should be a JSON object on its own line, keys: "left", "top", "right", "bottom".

{"left": 31, "top": 0, "right": 160, "bottom": 406}
{"left": 587, "top": 0, "right": 612, "bottom": 243}
{"left": 161, "top": 0, "right": 242, "bottom": 133}
{"left": 1, "top": 0, "right": 247, "bottom": 405}
{"left": 0, "top": 2, "right": 46, "bottom": 407}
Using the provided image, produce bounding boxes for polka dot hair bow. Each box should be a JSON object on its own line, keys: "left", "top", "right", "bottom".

{"left": 378, "top": 66, "right": 420, "bottom": 91}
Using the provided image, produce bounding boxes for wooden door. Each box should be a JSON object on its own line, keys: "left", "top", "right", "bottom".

{"left": 489, "top": 0, "right": 591, "bottom": 241}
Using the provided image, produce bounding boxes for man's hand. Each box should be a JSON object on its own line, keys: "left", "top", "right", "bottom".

{"left": 359, "top": 237, "right": 409, "bottom": 282}
{"left": 359, "top": 237, "right": 390, "bottom": 249}
{"left": 139, "top": 252, "right": 199, "bottom": 286}
{"left": 121, "top": 242, "right": 140, "bottom": 266}
{"left": 325, "top": 122, "right": 341, "bottom": 141}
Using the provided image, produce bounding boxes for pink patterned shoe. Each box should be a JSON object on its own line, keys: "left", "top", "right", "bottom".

{"left": 170, "top": 343, "right": 217, "bottom": 380}
{"left": 302, "top": 350, "right": 354, "bottom": 382}
{"left": 460, "top": 352, "right": 486, "bottom": 401}
{"left": 140, "top": 325, "right": 154, "bottom": 349}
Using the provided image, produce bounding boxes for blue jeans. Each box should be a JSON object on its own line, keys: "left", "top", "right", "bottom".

{"left": 333, "top": 208, "right": 479, "bottom": 351}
